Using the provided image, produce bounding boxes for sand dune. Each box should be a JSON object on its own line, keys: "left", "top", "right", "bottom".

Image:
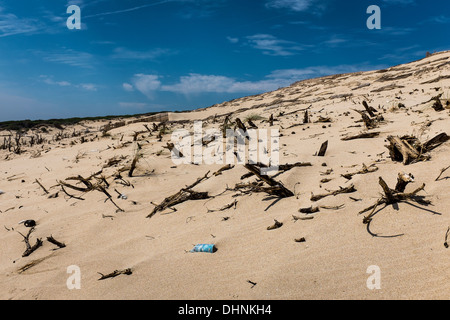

{"left": 1, "top": 51, "right": 449, "bottom": 300}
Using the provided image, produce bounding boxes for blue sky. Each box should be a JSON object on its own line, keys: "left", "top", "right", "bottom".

{"left": 0, "top": 0, "right": 449, "bottom": 121}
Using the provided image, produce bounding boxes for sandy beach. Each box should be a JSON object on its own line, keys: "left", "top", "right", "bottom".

{"left": 0, "top": 51, "right": 449, "bottom": 300}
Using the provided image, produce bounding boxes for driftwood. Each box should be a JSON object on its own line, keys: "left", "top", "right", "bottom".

{"left": 47, "top": 235, "right": 66, "bottom": 249}
{"left": 213, "top": 164, "right": 234, "bottom": 176}
{"left": 267, "top": 220, "right": 283, "bottom": 230}
{"left": 299, "top": 204, "right": 345, "bottom": 214}
{"left": 342, "top": 163, "right": 378, "bottom": 180}
{"left": 315, "top": 116, "right": 332, "bottom": 123}
{"left": 98, "top": 268, "right": 132, "bottom": 280}
{"left": 395, "top": 172, "right": 415, "bottom": 192}
{"left": 362, "top": 101, "right": 377, "bottom": 117}
{"left": 341, "top": 132, "right": 380, "bottom": 141}
{"left": 311, "top": 184, "right": 356, "bottom": 202}
{"left": 147, "top": 171, "right": 211, "bottom": 218}
{"left": 243, "top": 164, "right": 294, "bottom": 198}
{"left": 386, "top": 133, "right": 449, "bottom": 165}
{"left": 240, "top": 162, "right": 312, "bottom": 180}
{"left": 207, "top": 200, "right": 237, "bottom": 213}
{"left": 292, "top": 215, "right": 314, "bottom": 222}
{"left": 316, "top": 141, "right": 328, "bottom": 157}
{"left": 58, "top": 172, "right": 124, "bottom": 212}
{"left": 359, "top": 176, "right": 430, "bottom": 224}
{"left": 17, "top": 227, "right": 43, "bottom": 257}
{"left": 299, "top": 206, "right": 320, "bottom": 214}
{"left": 432, "top": 97, "right": 444, "bottom": 111}
{"left": 386, "top": 136, "right": 422, "bottom": 165}
{"left": 247, "top": 119, "right": 258, "bottom": 129}
{"left": 423, "top": 133, "right": 450, "bottom": 151}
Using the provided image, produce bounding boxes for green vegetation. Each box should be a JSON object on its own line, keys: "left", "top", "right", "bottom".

{"left": 0, "top": 112, "right": 164, "bottom": 132}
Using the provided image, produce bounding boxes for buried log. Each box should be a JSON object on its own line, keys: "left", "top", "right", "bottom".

{"left": 362, "top": 101, "right": 377, "bottom": 117}
{"left": 311, "top": 184, "right": 356, "bottom": 202}
{"left": 316, "top": 141, "right": 328, "bottom": 157}
{"left": 341, "top": 131, "right": 380, "bottom": 141}
{"left": 147, "top": 172, "right": 211, "bottom": 218}
{"left": 386, "top": 133, "right": 449, "bottom": 165}
{"left": 422, "top": 133, "right": 450, "bottom": 151}
{"left": 432, "top": 97, "right": 444, "bottom": 111}
{"left": 303, "top": 110, "right": 310, "bottom": 124}
{"left": 359, "top": 176, "right": 431, "bottom": 224}
{"left": 353, "top": 109, "right": 377, "bottom": 130}
{"left": 386, "top": 136, "right": 423, "bottom": 165}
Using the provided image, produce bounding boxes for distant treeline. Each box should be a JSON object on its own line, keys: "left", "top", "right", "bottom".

{"left": 0, "top": 112, "right": 167, "bottom": 131}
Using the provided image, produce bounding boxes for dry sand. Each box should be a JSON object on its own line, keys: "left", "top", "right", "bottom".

{"left": 0, "top": 51, "right": 449, "bottom": 300}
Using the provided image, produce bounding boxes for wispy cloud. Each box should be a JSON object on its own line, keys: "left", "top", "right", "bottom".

{"left": 118, "top": 102, "right": 149, "bottom": 109}
{"left": 0, "top": 11, "right": 42, "bottom": 38}
{"left": 265, "top": 0, "right": 314, "bottom": 12}
{"left": 83, "top": 0, "right": 172, "bottom": 19}
{"left": 38, "top": 49, "right": 95, "bottom": 69}
{"left": 226, "top": 36, "right": 239, "bottom": 44}
{"left": 420, "top": 15, "right": 450, "bottom": 25}
{"left": 245, "top": 34, "right": 306, "bottom": 56}
{"left": 40, "top": 75, "right": 98, "bottom": 91}
{"left": 382, "top": 0, "right": 415, "bottom": 5}
{"left": 111, "top": 47, "right": 176, "bottom": 60}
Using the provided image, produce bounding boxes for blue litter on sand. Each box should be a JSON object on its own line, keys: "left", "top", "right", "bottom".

{"left": 190, "top": 244, "right": 217, "bottom": 253}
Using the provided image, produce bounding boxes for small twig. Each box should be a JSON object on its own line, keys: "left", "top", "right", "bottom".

{"left": 35, "top": 179, "right": 49, "bottom": 194}
{"left": 445, "top": 227, "right": 449, "bottom": 249}
{"left": 435, "top": 165, "right": 450, "bottom": 181}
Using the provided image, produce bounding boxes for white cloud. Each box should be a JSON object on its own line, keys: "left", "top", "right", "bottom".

{"left": 123, "top": 83, "right": 134, "bottom": 91}
{"left": 130, "top": 64, "right": 383, "bottom": 97}
{"left": 131, "top": 74, "right": 162, "bottom": 98}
